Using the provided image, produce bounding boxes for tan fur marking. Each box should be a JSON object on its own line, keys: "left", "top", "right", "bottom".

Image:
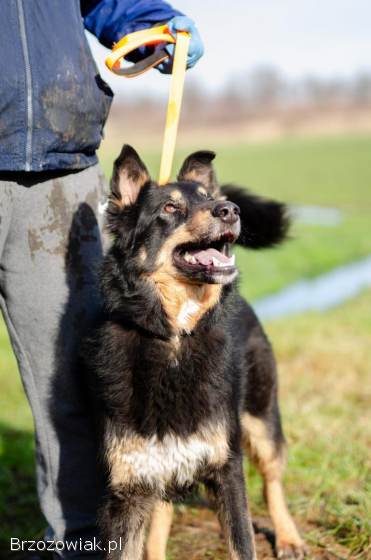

{"left": 182, "top": 169, "right": 202, "bottom": 184}
{"left": 240, "top": 413, "right": 304, "bottom": 553}
{"left": 145, "top": 501, "right": 174, "bottom": 560}
{"left": 150, "top": 212, "right": 214, "bottom": 271}
{"left": 144, "top": 223, "right": 222, "bottom": 333}
{"left": 112, "top": 168, "right": 149, "bottom": 209}
{"left": 265, "top": 479, "right": 304, "bottom": 552}
{"left": 181, "top": 169, "right": 218, "bottom": 196}
{"left": 109, "top": 193, "right": 124, "bottom": 209}
{"left": 106, "top": 424, "right": 143, "bottom": 488}
{"left": 170, "top": 189, "right": 183, "bottom": 202}
{"left": 197, "top": 186, "right": 208, "bottom": 197}
{"left": 152, "top": 224, "right": 193, "bottom": 269}
{"left": 201, "top": 422, "right": 229, "bottom": 462}
{"left": 186, "top": 208, "right": 213, "bottom": 236}
{"left": 151, "top": 271, "right": 222, "bottom": 333}
{"left": 106, "top": 420, "right": 229, "bottom": 492}
{"left": 241, "top": 412, "right": 285, "bottom": 481}
{"left": 167, "top": 335, "right": 181, "bottom": 365}
{"left": 138, "top": 246, "right": 147, "bottom": 263}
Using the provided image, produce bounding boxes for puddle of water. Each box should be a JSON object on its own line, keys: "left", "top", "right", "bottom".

{"left": 291, "top": 205, "right": 343, "bottom": 226}
{"left": 253, "top": 256, "right": 371, "bottom": 321}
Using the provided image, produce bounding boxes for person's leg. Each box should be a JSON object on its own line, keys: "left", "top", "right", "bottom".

{"left": 0, "top": 181, "right": 13, "bottom": 257}
{"left": 0, "top": 165, "right": 108, "bottom": 558}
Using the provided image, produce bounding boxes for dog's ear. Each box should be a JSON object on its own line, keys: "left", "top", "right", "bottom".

{"left": 178, "top": 150, "right": 218, "bottom": 194}
{"left": 110, "top": 144, "right": 150, "bottom": 208}
{"left": 221, "top": 185, "right": 290, "bottom": 249}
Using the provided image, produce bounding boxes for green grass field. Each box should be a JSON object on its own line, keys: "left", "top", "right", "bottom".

{"left": 1, "top": 133, "right": 370, "bottom": 558}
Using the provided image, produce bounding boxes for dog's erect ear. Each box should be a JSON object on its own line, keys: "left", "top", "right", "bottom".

{"left": 177, "top": 150, "right": 218, "bottom": 194}
{"left": 221, "top": 185, "right": 290, "bottom": 249}
{"left": 110, "top": 144, "right": 150, "bottom": 208}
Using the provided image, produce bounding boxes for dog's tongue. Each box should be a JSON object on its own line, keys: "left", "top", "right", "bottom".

{"left": 189, "top": 247, "right": 231, "bottom": 265}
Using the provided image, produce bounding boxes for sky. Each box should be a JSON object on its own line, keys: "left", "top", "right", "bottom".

{"left": 87, "top": 0, "right": 371, "bottom": 99}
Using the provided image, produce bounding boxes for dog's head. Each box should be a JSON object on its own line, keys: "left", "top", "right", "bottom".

{"left": 107, "top": 145, "right": 240, "bottom": 286}
{"left": 104, "top": 145, "right": 289, "bottom": 334}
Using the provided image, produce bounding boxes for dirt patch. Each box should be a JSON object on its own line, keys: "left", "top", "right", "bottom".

{"left": 167, "top": 506, "right": 353, "bottom": 560}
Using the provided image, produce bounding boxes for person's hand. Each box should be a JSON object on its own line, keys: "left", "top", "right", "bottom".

{"left": 156, "top": 16, "right": 204, "bottom": 74}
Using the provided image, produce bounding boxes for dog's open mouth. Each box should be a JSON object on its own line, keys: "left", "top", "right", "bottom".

{"left": 173, "top": 233, "right": 237, "bottom": 277}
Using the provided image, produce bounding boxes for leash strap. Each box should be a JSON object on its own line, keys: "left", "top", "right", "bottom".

{"left": 105, "top": 25, "right": 190, "bottom": 185}
{"left": 158, "top": 31, "right": 189, "bottom": 185}
{"left": 105, "top": 24, "right": 175, "bottom": 77}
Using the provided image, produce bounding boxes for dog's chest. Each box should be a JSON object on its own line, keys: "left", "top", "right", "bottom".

{"left": 108, "top": 422, "right": 229, "bottom": 492}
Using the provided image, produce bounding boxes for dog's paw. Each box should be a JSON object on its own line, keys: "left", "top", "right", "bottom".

{"left": 276, "top": 539, "right": 308, "bottom": 559}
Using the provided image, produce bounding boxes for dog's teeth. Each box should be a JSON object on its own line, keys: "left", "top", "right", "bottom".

{"left": 183, "top": 251, "right": 235, "bottom": 268}
{"left": 213, "top": 257, "right": 228, "bottom": 268}
{"left": 184, "top": 252, "right": 197, "bottom": 264}
{"left": 211, "top": 254, "right": 236, "bottom": 268}
{"left": 212, "top": 256, "right": 228, "bottom": 268}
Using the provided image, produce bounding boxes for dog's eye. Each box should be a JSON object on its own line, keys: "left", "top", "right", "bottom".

{"left": 200, "top": 192, "right": 214, "bottom": 201}
{"left": 164, "top": 202, "right": 178, "bottom": 214}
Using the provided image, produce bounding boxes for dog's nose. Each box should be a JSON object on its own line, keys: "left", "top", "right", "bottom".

{"left": 212, "top": 201, "right": 240, "bottom": 224}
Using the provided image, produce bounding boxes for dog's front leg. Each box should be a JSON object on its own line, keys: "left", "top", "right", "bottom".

{"left": 100, "top": 489, "right": 155, "bottom": 560}
{"left": 208, "top": 455, "right": 257, "bottom": 560}
{"left": 145, "top": 501, "right": 174, "bottom": 560}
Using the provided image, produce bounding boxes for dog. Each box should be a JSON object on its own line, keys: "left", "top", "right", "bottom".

{"left": 82, "top": 145, "right": 305, "bottom": 560}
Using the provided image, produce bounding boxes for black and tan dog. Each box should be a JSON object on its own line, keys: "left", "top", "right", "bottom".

{"left": 83, "top": 145, "right": 305, "bottom": 559}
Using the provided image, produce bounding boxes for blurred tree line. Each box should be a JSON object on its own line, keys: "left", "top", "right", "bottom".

{"left": 216, "top": 66, "right": 371, "bottom": 110}
{"left": 108, "top": 67, "right": 371, "bottom": 135}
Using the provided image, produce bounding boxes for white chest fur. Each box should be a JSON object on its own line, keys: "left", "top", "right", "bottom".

{"left": 177, "top": 299, "right": 201, "bottom": 331}
{"left": 108, "top": 422, "right": 229, "bottom": 493}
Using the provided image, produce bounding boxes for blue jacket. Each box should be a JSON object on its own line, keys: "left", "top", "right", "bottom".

{"left": 0, "top": 0, "right": 181, "bottom": 172}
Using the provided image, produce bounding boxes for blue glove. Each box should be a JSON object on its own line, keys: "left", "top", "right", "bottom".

{"left": 156, "top": 16, "right": 204, "bottom": 74}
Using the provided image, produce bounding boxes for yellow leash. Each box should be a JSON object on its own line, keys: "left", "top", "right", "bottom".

{"left": 158, "top": 32, "right": 189, "bottom": 185}
{"left": 105, "top": 25, "right": 190, "bottom": 185}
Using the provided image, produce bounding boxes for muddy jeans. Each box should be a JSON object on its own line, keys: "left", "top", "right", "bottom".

{"left": 0, "top": 165, "right": 108, "bottom": 558}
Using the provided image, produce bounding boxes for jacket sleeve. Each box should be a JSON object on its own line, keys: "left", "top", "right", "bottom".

{"left": 81, "top": 0, "right": 183, "bottom": 48}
